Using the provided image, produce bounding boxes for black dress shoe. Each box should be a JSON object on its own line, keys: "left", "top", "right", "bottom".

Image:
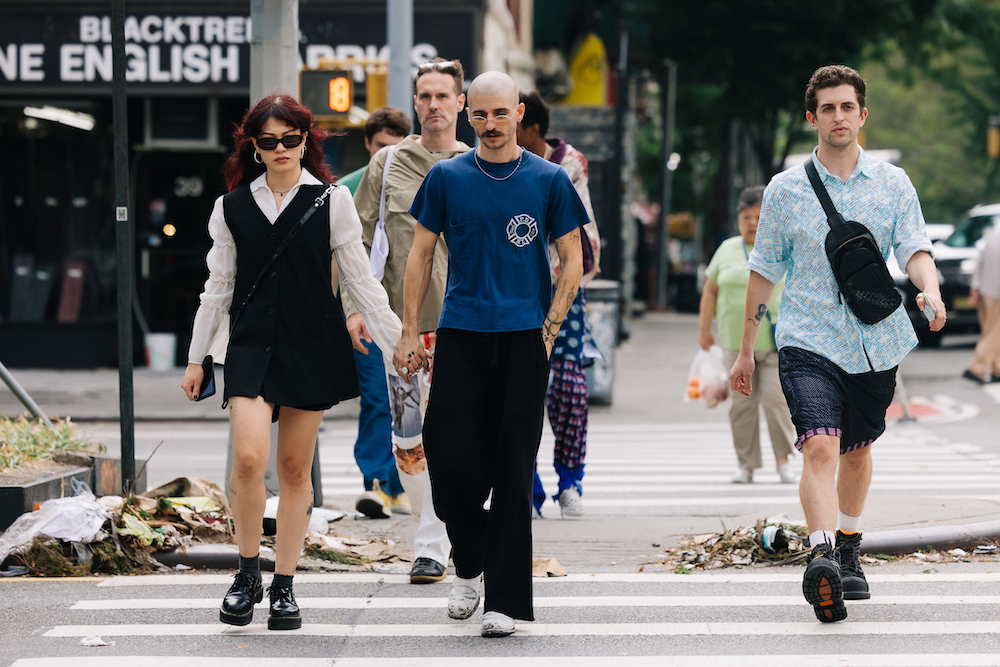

{"left": 963, "top": 369, "right": 987, "bottom": 384}
{"left": 220, "top": 572, "right": 263, "bottom": 626}
{"left": 409, "top": 557, "right": 447, "bottom": 584}
{"left": 268, "top": 585, "right": 301, "bottom": 630}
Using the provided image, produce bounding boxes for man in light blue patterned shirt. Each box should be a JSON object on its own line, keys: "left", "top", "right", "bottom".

{"left": 730, "top": 65, "right": 947, "bottom": 624}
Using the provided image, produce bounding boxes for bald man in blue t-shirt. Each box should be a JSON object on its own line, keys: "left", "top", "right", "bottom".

{"left": 394, "top": 71, "right": 586, "bottom": 638}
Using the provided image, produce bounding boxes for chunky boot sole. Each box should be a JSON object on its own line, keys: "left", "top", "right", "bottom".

{"left": 802, "top": 558, "right": 847, "bottom": 623}
{"left": 843, "top": 575, "right": 871, "bottom": 600}
{"left": 268, "top": 613, "right": 302, "bottom": 630}
{"left": 219, "top": 588, "right": 263, "bottom": 626}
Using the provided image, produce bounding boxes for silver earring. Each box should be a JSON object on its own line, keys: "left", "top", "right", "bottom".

{"left": 253, "top": 150, "right": 262, "bottom": 165}
{"left": 301, "top": 144, "right": 307, "bottom": 158}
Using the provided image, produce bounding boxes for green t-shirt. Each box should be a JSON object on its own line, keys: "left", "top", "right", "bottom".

{"left": 336, "top": 165, "right": 366, "bottom": 195}
{"left": 704, "top": 235, "right": 785, "bottom": 351}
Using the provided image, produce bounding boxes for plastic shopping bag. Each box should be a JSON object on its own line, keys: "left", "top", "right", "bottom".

{"left": 685, "top": 345, "right": 730, "bottom": 408}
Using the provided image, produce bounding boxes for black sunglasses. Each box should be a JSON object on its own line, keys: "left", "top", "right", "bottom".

{"left": 256, "top": 134, "right": 304, "bottom": 151}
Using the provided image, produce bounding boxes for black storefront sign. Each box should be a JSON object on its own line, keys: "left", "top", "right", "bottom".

{"left": 0, "top": 8, "right": 478, "bottom": 95}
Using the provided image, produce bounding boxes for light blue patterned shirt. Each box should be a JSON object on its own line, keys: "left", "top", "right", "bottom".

{"left": 748, "top": 148, "right": 932, "bottom": 374}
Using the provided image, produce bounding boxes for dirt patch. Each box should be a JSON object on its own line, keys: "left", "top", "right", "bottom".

{"left": 0, "top": 460, "right": 84, "bottom": 486}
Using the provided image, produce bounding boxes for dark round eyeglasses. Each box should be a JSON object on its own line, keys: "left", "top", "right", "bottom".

{"left": 256, "top": 134, "right": 304, "bottom": 151}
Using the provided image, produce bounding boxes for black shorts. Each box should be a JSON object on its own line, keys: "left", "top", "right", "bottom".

{"left": 777, "top": 347, "right": 897, "bottom": 455}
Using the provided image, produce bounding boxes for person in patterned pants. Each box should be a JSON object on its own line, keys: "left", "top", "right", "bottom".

{"left": 517, "top": 90, "right": 601, "bottom": 518}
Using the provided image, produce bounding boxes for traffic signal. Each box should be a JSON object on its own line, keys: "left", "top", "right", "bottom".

{"left": 300, "top": 70, "right": 353, "bottom": 118}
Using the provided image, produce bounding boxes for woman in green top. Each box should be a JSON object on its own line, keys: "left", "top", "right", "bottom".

{"left": 699, "top": 186, "right": 797, "bottom": 484}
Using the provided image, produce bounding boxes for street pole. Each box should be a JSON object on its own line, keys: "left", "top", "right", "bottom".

{"left": 111, "top": 0, "right": 134, "bottom": 495}
{"left": 656, "top": 60, "right": 677, "bottom": 311}
{"left": 250, "top": 0, "right": 299, "bottom": 101}
{"left": 387, "top": 0, "right": 413, "bottom": 122}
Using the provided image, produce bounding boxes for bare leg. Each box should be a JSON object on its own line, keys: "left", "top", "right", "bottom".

{"left": 273, "top": 407, "right": 323, "bottom": 576}
{"left": 798, "top": 434, "right": 840, "bottom": 532}
{"left": 229, "top": 396, "right": 275, "bottom": 558}
{"left": 836, "top": 445, "right": 872, "bottom": 517}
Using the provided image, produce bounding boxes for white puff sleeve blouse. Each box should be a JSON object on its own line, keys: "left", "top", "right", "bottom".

{"left": 187, "top": 169, "right": 402, "bottom": 372}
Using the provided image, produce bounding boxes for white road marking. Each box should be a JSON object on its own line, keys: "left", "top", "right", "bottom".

{"left": 94, "top": 572, "right": 1000, "bottom": 587}
{"left": 70, "top": 595, "right": 1000, "bottom": 610}
{"left": 41, "top": 620, "right": 1000, "bottom": 637}
{"left": 14, "top": 656, "right": 1000, "bottom": 667}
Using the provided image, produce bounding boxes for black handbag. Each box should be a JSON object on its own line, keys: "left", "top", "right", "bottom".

{"left": 195, "top": 184, "right": 336, "bottom": 402}
{"left": 804, "top": 159, "right": 902, "bottom": 325}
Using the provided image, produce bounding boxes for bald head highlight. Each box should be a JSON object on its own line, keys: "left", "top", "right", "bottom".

{"left": 468, "top": 71, "right": 519, "bottom": 108}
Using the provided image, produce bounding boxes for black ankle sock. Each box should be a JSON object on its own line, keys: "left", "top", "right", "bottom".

{"left": 239, "top": 555, "right": 260, "bottom": 579}
{"left": 272, "top": 573, "right": 294, "bottom": 589}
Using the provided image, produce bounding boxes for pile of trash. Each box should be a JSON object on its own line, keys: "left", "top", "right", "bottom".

{"left": 650, "top": 519, "right": 812, "bottom": 572}
{"left": 0, "top": 476, "right": 407, "bottom": 577}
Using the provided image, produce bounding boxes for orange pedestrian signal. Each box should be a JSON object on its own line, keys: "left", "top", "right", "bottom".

{"left": 329, "top": 76, "right": 351, "bottom": 113}
{"left": 300, "top": 70, "right": 353, "bottom": 118}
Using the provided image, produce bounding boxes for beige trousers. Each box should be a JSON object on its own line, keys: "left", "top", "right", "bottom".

{"left": 722, "top": 348, "right": 797, "bottom": 471}
{"left": 970, "top": 295, "right": 1000, "bottom": 379}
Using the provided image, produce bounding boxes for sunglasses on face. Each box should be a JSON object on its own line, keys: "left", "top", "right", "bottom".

{"left": 468, "top": 114, "right": 512, "bottom": 129}
{"left": 256, "top": 134, "right": 304, "bottom": 151}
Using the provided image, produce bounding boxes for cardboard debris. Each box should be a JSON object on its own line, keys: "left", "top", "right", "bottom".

{"left": 532, "top": 557, "right": 566, "bottom": 577}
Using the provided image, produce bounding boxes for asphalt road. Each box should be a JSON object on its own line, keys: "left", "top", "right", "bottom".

{"left": 3, "top": 313, "right": 1000, "bottom": 663}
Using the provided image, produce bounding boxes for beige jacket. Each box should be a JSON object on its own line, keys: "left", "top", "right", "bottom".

{"left": 342, "top": 135, "right": 471, "bottom": 333}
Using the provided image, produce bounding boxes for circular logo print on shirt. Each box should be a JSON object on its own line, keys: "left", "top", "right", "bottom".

{"left": 506, "top": 214, "right": 538, "bottom": 248}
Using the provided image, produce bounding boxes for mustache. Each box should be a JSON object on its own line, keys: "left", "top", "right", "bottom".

{"left": 483, "top": 131, "right": 503, "bottom": 137}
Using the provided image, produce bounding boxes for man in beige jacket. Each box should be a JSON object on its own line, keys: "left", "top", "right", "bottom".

{"left": 341, "top": 57, "right": 471, "bottom": 584}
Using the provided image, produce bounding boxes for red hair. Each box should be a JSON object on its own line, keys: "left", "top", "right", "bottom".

{"left": 223, "top": 94, "right": 335, "bottom": 191}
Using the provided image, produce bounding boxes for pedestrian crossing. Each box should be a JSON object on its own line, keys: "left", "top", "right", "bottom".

{"left": 316, "top": 421, "right": 1000, "bottom": 517}
{"left": 9, "top": 571, "right": 1000, "bottom": 664}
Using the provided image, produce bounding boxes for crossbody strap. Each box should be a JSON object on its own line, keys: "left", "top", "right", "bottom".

{"left": 369, "top": 144, "right": 396, "bottom": 282}
{"left": 230, "top": 184, "right": 336, "bottom": 331}
{"left": 804, "top": 158, "right": 847, "bottom": 229}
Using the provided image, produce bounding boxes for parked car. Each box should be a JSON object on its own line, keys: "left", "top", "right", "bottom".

{"left": 890, "top": 207, "right": 999, "bottom": 347}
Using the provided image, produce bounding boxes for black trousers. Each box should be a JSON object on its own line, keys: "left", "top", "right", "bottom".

{"left": 423, "top": 328, "right": 550, "bottom": 621}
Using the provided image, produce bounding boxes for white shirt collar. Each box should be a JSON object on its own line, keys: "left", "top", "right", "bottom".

{"left": 249, "top": 168, "right": 322, "bottom": 194}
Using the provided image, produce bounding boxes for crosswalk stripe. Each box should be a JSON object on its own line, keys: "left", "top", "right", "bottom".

{"left": 321, "top": 481, "right": 1000, "bottom": 493}
{"left": 70, "top": 595, "right": 1000, "bottom": 610}
{"left": 14, "top": 656, "right": 1000, "bottom": 667}
{"left": 41, "top": 621, "right": 1000, "bottom": 637}
{"left": 95, "top": 572, "right": 1000, "bottom": 586}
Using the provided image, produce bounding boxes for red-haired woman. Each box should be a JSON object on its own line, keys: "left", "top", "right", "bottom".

{"left": 182, "top": 94, "right": 402, "bottom": 630}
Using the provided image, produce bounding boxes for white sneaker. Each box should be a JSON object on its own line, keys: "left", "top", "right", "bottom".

{"left": 731, "top": 467, "right": 753, "bottom": 484}
{"left": 481, "top": 610, "right": 515, "bottom": 637}
{"left": 531, "top": 505, "right": 543, "bottom": 520}
{"left": 558, "top": 486, "right": 585, "bottom": 518}
{"left": 777, "top": 463, "right": 798, "bottom": 484}
{"left": 447, "top": 575, "right": 481, "bottom": 620}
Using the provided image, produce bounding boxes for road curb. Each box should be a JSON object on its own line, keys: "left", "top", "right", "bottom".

{"left": 861, "top": 520, "right": 1000, "bottom": 554}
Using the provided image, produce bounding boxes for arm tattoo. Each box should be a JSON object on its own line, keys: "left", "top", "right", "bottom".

{"left": 749, "top": 303, "right": 768, "bottom": 327}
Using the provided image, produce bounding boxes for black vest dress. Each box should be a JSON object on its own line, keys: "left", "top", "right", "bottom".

{"left": 222, "top": 183, "right": 359, "bottom": 410}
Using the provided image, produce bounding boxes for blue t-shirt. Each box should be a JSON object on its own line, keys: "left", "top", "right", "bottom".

{"left": 410, "top": 150, "right": 587, "bottom": 332}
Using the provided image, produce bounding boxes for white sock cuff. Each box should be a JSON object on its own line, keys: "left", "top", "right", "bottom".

{"left": 838, "top": 511, "right": 862, "bottom": 533}
{"left": 809, "top": 530, "right": 836, "bottom": 549}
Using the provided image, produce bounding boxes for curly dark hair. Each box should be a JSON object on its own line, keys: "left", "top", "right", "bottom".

{"left": 364, "top": 106, "right": 411, "bottom": 142}
{"left": 223, "top": 94, "right": 335, "bottom": 191}
{"left": 519, "top": 90, "right": 550, "bottom": 138}
{"left": 805, "top": 65, "right": 866, "bottom": 116}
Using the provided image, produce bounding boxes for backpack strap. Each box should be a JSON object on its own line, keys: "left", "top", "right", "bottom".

{"left": 804, "top": 158, "right": 847, "bottom": 229}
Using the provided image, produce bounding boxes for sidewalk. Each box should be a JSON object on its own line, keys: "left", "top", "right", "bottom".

{"left": 3, "top": 313, "right": 999, "bottom": 560}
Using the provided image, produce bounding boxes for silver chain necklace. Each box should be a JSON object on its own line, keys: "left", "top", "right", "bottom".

{"left": 474, "top": 148, "right": 523, "bottom": 181}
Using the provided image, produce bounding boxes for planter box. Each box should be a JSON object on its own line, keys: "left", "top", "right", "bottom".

{"left": 0, "top": 466, "right": 91, "bottom": 531}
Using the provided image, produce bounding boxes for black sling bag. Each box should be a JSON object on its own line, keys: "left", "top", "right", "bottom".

{"left": 804, "top": 159, "right": 901, "bottom": 325}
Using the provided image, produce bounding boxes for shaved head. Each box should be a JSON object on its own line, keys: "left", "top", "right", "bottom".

{"left": 468, "top": 71, "right": 519, "bottom": 108}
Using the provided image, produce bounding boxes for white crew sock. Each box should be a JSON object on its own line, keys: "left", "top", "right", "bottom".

{"left": 809, "top": 530, "right": 837, "bottom": 549}
{"left": 838, "top": 511, "right": 862, "bottom": 534}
